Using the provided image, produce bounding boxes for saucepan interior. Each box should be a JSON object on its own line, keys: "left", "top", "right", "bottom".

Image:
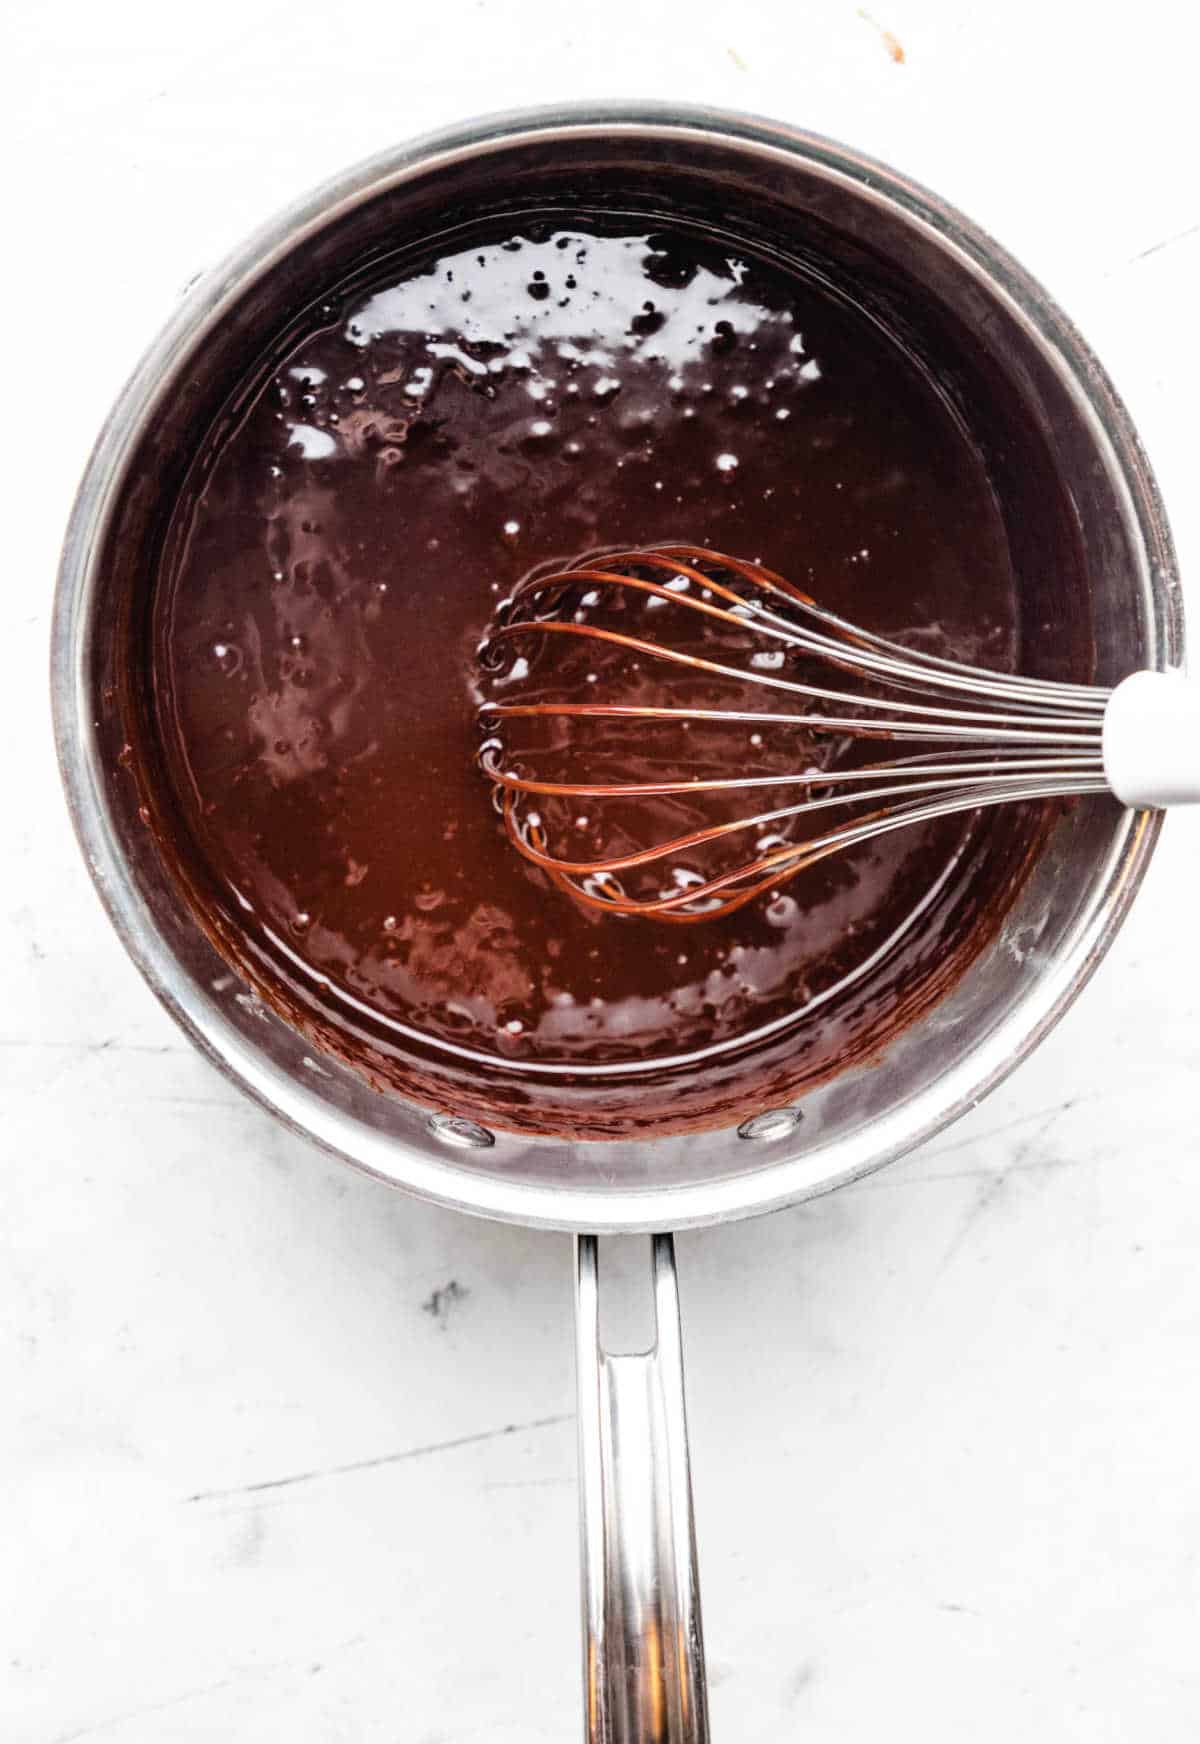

{"left": 52, "top": 104, "right": 1179, "bottom": 1231}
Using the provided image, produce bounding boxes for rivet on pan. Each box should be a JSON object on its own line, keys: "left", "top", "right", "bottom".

{"left": 427, "top": 1113, "right": 496, "bottom": 1150}
{"left": 738, "top": 1107, "right": 803, "bottom": 1142}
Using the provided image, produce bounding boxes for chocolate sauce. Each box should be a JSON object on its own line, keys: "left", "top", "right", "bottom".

{"left": 148, "top": 214, "right": 1068, "bottom": 1136}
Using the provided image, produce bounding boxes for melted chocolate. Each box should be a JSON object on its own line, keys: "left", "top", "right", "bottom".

{"left": 147, "top": 214, "right": 1068, "bottom": 1136}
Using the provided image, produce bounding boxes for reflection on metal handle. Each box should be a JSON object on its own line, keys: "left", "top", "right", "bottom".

{"left": 575, "top": 1233, "right": 709, "bottom": 1743}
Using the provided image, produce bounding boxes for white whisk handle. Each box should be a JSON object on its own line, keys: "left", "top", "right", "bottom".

{"left": 1103, "top": 670, "right": 1200, "bottom": 808}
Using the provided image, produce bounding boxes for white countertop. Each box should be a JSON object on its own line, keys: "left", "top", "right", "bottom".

{"left": 5, "top": 3, "right": 1200, "bottom": 1738}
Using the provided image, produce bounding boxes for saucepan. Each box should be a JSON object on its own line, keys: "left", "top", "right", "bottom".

{"left": 52, "top": 104, "right": 1180, "bottom": 1739}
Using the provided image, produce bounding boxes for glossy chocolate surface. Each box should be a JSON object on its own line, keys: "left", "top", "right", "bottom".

{"left": 145, "top": 212, "right": 1081, "bottom": 1135}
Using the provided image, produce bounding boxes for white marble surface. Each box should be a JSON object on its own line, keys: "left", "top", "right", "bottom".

{"left": 5, "top": 3, "right": 1200, "bottom": 1738}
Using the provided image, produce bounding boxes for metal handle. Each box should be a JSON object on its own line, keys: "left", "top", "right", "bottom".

{"left": 575, "top": 1233, "right": 709, "bottom": 1743}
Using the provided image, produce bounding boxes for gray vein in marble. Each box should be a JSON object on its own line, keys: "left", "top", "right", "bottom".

{"left": 1128, "top": 219, "right": 1200, "bottom": 264}
{"left": 186, "top": 1411, "right": 574, "bottom": 1503}
{"left": 48, "top": 1633, "right": 370, "bottom": 1744}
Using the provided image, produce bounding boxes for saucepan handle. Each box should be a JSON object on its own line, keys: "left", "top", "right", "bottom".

{"left": 574, "top": 1232, "right": 709, "bottom": 1743}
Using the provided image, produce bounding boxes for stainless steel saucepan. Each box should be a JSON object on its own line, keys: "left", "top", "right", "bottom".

{"left": 52, "top": 105, "right": 1180, "bottom": 1741}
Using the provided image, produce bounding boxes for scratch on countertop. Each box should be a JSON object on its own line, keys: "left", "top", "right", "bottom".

{"left": 49, "top": 1675, "right": 252, "bottom": 1744}
{"left": 917, "top": 1146, "right": 1084, "bottom": 1189}
{"left": 929, "top": 1097, "right": 1079, "bottom": 1184}
{"left": 850, "top": 1093, "right": 1103, "bottom": 1190}
{"left": 186, "top": 1411, "right": 574, "bottom": 1503}
{"left": 482, "top": 1475, "right": 574, "bottom": 1490}
{"left": 927, "top": 1101, "right": 1076, "bottom": 1283}
{"left": 136, "top": 1096, "right": 247, "bottom": 1109}
{"left": 0, "top": 1037, "right": 186, "bottom": 1054}
{"left": 934, "top": 1171, "right": 1007, "bottom": 1270}
{"left": 48, "top": 1633, "right": 370, "bottom": 1743}
{"left": 1128, "top": 219, "right": 1200, "bottom": 264}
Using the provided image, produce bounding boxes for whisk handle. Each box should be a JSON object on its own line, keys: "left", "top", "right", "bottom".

{"left": 1103, "top": 671, "right": 1200, "bottom": 808}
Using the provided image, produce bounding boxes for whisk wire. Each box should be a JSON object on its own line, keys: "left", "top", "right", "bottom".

{"left": 480, "top": 545, "right": 1112, "bottom": 921}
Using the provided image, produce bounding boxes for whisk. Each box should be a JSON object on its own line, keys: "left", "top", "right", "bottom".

{"left": 477, "top": 544, "right": 1200, "bottom": 922}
